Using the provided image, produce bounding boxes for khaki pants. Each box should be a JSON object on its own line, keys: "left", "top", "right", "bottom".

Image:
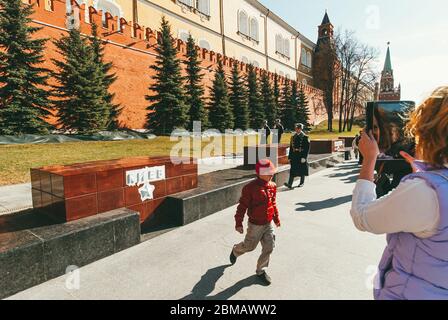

{"left": 232, "top": 222, "right": 275, "bottom": 275}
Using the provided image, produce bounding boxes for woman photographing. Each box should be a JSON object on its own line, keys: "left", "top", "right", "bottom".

{"left": 350, "top": 86, "right": 448, "bottom": 300}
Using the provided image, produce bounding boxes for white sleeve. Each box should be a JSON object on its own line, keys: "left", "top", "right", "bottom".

{"left": 350, "top": 178, "right": 440, "bottom": 236}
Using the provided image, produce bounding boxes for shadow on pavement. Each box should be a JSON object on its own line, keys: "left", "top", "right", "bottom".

{"left": 181, "top": 265, "right": 266, "bottom": 300}
{"left": 333, "top": 162, "right": 360, "bottom": 171}
{"left": 296, "top": 194, "right": 353, "bottom": 212}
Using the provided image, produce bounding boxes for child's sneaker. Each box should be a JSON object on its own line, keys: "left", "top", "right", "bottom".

{"left": 257, "top": 271, "right": 272, "bottom": 285}
{"left": 230, "top": 250, "right": 237, "bottom": 265}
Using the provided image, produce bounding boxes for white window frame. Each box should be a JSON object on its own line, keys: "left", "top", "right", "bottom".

{"left": 178, "top": 30, "right": 190, "bottom": 42}
{"left": 275, "top": 34, "right": 284, "bottom": 55}
{"left": 196, "top": 0, "right": 210, "bottom": 16}
{"left": 284, "top": 38, "right": 290, "bottom": 58}
{"left": 301, "top": 48, "right": 307, "bottom": 66}
{"left": 178, "top": 0, "right": 194, "bottom": 7}
{"left": 198, "top": 39, "right": 211, "bottom": 51}
{"left": 177, "top": 0, "right": 210, "bottom": 18}
{"left": 238, "top": 10, "right": 249, "bottom": 37}
{"left": 307, "top": 52, "right": 312, "bottom": 68}
{"left": 250, "top": 17, "right": 259, "bottom": 42}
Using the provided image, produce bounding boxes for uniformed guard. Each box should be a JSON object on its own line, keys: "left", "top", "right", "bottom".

{"left": 285, "top": 123, "right": 310, "bottom": 189}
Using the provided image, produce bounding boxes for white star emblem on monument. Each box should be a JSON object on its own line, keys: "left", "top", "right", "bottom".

{"left": 138, "top": 183, "right": 156, "bottom": 201}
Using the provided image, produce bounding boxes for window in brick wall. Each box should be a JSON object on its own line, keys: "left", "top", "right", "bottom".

{"left": 276, "top": 34, "right": 290, "bottom": 59}
{"left": 238, "top": 10, "right": 249, "bottom": 37}
{"left": 250, "top": 18, "right": 259, "bottom": 42}
{"left": 95, "top": 0, "right": 122, "bottom": 29}
{"left": 178, "top": 30, "right": 190, "bottom": 42}
{"left": 301, "top": 48, "right": 307, "bottom": 66}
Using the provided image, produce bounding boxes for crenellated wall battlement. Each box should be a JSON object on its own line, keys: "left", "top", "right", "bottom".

{"left": 23, "top": 0, "right": 327, "bottom": 128}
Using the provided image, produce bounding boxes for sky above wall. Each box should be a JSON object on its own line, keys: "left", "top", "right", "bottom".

{"left": 259, "top": 0, "right": 448, "bottom": 103}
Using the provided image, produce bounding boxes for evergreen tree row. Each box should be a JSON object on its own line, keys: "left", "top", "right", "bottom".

{"left": 148, "top": 17, "right": 312, "bottom": 135}
{"left": 0, "top": 0, "right": 120, "bottom": 135}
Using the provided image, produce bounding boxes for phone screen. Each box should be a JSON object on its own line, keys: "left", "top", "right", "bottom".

{"left": 366, "top": 101, "right": 416, "bottom": 161}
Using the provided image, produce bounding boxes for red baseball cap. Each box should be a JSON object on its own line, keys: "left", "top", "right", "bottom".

{"left": 256, "top": 159, "right": 277, "bottom": 176}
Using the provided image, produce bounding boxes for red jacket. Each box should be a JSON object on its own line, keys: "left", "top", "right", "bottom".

{"left": 235, "top": 178, "right": 280, "bottom": 228}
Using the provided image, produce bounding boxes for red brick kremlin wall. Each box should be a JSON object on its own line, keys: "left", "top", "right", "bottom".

{"left": 25, "top": 0, "right": 328, "bottom": 130}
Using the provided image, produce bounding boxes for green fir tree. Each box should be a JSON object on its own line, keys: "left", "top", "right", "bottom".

{"left": 247, "top": 64, "right": 264, "bottom": 129}
{"left": 146, "top": 17, "right": 188, "bottom": 135}
{"left": 280, "top": 79, "right": 294, "bottom": 130}
{"left": 52, "top": 28, "right": 109, "bottom": 134}
{"left": 273, "top": 73, "right": 281, "bottom": 120}
{"left": 0, "top": 0, "right": 52, "bottom": 135}
{"left": 208, "top": 60, "right": 234, "bottom": 132}
{"left": 229, "top": 61, "right": 248, "bottom": 130}
{"left": 297, "top": 87, "right": 312, "bottom": 131}
{"left": 90, "top": 22, "right": 122, "bottom": 130}
{"left": 260, "top": 71, "right": 276, "bottom": 126}
{"left": 184, "top": 34, "right": 208, "bottom": 130}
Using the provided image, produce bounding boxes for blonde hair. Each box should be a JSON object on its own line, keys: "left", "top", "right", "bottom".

{"left": 406, "top": 86, "right": 448, "bottom": 167}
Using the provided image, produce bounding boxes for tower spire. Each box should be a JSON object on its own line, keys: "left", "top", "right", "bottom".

{"left": 383, "top": 42, "right": 393, "bottom": 72}
{"left": 321, "top": 10, "right": 331, "bottom": 25}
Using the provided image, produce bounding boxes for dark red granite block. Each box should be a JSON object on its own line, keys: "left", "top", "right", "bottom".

{"left": 31, "top": 157, "right": 197, "bottom": 224}
{"left": 49, "top": 195, "right": 67, "bottom": 222}
{"left": 165, "top": 162, "right": 184, "bottom": 178}
{"left": 51, "top": 174, "right": 64, "bottom": 198}
{"left": 63, "top": 173, "right": 97, "bottom": 198}
{"left": 310, "top": 140, "right": 344, "bottom": 154}
{"left": 96, "top": 169, "right": 124, "bottom": 192}
{"left": 339, "top": 136, "right": 356, "bottom": 148}
{"left": 40, "top": 171, "right": 52, "bottom": 194}
{"left": 31, "top": 189, "right": 42, "bottom": 209}
{"left": 65, "top": 194, "right": 98, "bottom": 221}
{"left": 182, "top": 174, "right": 198, "bottom": 190}
{"left": 124, "top": 186, "right": 142, "bottom": 207}
{"left": 244, "top": 144, "right": 290, "bottom": 167}
{"left": 152, "top": 180, "right": 167, "bottom": 199}
{"left": 41, "top": 191, "right": 52, "bottom": 209}
{"left": 166, "top": 177, "right": 183, "bottom": 194}
{"left": 278, "top": 156, "right": 289, "bottom": 166}
{"left": 30, "top": 169, "right": 41, "bottom": 190}
{"left": 181, "top": 162, "right": 198, "bottom": 176}
{"left": 97, "top": 189, "right": 125, "bottom": 214}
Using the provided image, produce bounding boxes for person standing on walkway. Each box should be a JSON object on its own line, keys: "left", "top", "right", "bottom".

{"left": 285, "top": 123, "right": 310, "bottom": 189}
{"left": 351, "top": 86, "right": 448, "bottom": 300}
{"left": 352, "top": 134, "right": 360, "bottom": 160}
{"left": 260, "top": 120, "right": 271, "bottom": 145}
{"left": 230, "top": 159, "right": 281, "bottom": 285}
{"left": 272, "top": 119, "right": 285, "bottom": 144}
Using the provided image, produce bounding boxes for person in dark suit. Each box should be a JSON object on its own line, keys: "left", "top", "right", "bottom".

{"left": 272, "top": 119, "right": 285, "bottom": 144}
{"left": 285, "top": 123, "right": 310, "bottom": 189}
{"left": 261, "top": 120, "right": 271, "bottom": 145}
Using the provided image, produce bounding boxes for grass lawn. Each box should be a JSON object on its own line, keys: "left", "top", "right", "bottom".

{"left": 0, "top": 121, "right": 361, "bottom": 186}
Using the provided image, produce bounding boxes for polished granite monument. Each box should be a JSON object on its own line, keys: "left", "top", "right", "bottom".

{"left": 243, "top": 144, "right": 290, "bottom": 168}
{"left": 30, "top": 156, "right": 198, "bottom": 224}
{"left": 310, "top": 139, "right": 345, "bottom": 154}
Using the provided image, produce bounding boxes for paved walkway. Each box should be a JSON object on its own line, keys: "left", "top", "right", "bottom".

{"left": 8, "top": 161, "right": 386, "bottom": 300}
{"left": 0, "top": 183, "right": 32, "bottom": 216}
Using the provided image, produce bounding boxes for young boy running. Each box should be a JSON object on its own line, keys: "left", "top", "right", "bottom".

{"left": 230, "top": 159, "right": 281, "bottom": 285}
